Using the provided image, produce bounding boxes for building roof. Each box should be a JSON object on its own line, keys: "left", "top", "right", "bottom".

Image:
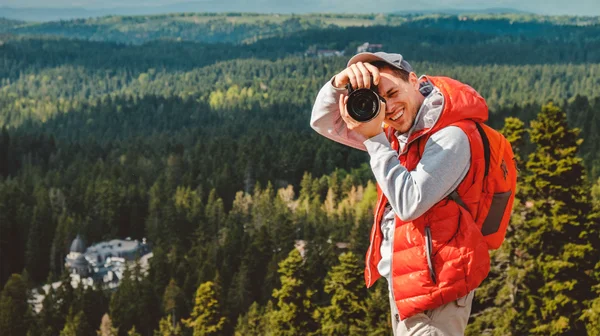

{"left": 72, "top": 254, "right": 89, "bottom": 267}
{"left": 70, "top": 234, "right": 86, "bottom": 253}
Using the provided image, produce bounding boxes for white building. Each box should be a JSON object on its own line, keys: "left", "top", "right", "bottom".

{"left": 65, "top": 235, "right": 151, "bottom": 279}
{"left": 357, "top": 42, "right": 384, "bottom": 53}
{"left": 30, "top": 235, "right": 152, "bottom": 313}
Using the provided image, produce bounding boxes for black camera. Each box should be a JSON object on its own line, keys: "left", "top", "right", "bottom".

{"left": 346, "top": 82, "right": 386, "bottom": 122}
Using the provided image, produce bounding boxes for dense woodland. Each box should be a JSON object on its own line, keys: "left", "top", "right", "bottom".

{"left": 0, "top": 13, "right": 599, "bottom": 336}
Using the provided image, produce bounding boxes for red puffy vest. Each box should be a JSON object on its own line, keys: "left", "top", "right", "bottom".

{"left": 364, "top": 76, "right": 492, "bottom": 319}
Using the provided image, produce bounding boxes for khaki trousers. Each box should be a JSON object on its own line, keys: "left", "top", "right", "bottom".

{"left": 389, "top": 291, "right": 474, "bottom": 336}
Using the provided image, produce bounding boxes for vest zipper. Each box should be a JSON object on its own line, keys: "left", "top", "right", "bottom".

{"left": 424, "top": 225, "right": 437, "bottom": 284}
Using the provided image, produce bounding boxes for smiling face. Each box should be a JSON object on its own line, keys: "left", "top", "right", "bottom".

{"left": 376, "top": 68, "right": 425, "bottom": 134}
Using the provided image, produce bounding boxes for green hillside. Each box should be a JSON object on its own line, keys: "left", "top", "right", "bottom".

{"left": 1, "top": 13, "right": 599, "bottom": 336}
{"left": 3, "top": 12, "right": 600, "bottom": 45}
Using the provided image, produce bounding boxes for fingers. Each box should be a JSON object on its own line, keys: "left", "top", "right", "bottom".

{"left": 338, "top": 62, "right": 380, "bottom": 90}
{"left": 363, "top": 62, "right": 380, "bottom": 85}
{"left": 347, "top": 66, "right": 360, "bottom": 89}
{"left": 338, "top": 93, "right": 346, "bottom": 115}
{"left": 339, "top": 94, "right": 349, "bottom": 122}
{"left": 349, "top": 62, "right": 377, "bottom": 89}
{"left": 355, "top": 62, "right": 372, "bottom": 89}
{"left": 338, "top": 94, "right": 360, "bottom": 130}
{"left": 378, "top": 100, "right": 387, "bottom": 123}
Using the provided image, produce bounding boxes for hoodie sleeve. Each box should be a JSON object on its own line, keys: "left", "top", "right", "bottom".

{"left": 363, "top": 126, "right": 471, "bottom": 221}
{"left": 310, "top": 77, "right": 368, "bottom": 151}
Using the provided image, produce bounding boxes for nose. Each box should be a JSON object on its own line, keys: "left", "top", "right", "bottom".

{"left": 381, "top": 100, "right": 389, "bottom": 113}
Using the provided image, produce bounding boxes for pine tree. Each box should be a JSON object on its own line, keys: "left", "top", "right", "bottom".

{"left": 350, "top": 181, "right": 377, "bottom": 257}
{"left": 25, "top": 206, "right": 47, "bottom": 284}
{"left": 0, "top": 274, "right": 30, "bottom": 336}
{"left": 162, "top": 279, "right": 184, "bottom": 328}
{"left": 148, "top": 245, "right": 171, "bottom": 298}
{"left": 97, "top": 313, "right": 118, "bottom": 336}
{"left": 49, "top": 211, "right": 75, "bottom": 279}
{"left": 303, "top": 238, "right": 337, "bottom": 305}
{"left": 266, "top": 248, "right": 316, "bottom": 336}
{"left": 234, "top": 302, "right": 265, "bottom": 336}
{"left": 519, "top": 102, "right": 596, "bottom": 335}
{"left": 109, "top": 264, "right": 160, "bottom": 335}
{"left": 500, "top": 117, "right": 526, "bottom": 165}
{"left": 60, "top": 307, "right": 93, "bottom": 336}
{"left": 39, "top": 285, "right": 61, "bottom": 336}
{"left": 582, "top": 194, "right": 600, "bottom": 334}
{"left": 155, "top": 315, "right": 183, "bottom": 336}
{"left": 67, "top": 283, "right": 109, "bottom": 334}
{"left": 316, "top": 252, "right": 367, "bottom": 336}
{"left": 245, "top": 224, "right": 273, "bottom": 304}
{"left": 127, "top": 325, "right": 142, "bottom": 336}
{"left": 54, "top": 274, "right": 75, "bottom": 332}
{"left": 226, "top": 263, "right": 252, "bottom": 322}
{"left": 109, "top": 267, "right": 138, "bottom": 333}
{"left": 25, "top": 186, "right": 54, "bottom": 284}
{"left": 359, "top": 280, "right": 390, "bottom": 336}
{"left": 181, "top": 281, "right": 226, "bottom": 336}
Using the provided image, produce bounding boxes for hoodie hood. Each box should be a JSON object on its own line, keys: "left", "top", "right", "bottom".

{"left": 395, "top": 76, "right": 488, "bottom": 153}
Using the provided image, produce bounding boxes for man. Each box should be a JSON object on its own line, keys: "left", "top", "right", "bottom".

{"left": 311, "top": 52, "right": 491, "bottom": 335}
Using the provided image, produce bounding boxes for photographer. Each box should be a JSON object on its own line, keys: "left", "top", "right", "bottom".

{"left": 310, "top": 52, "right": 491, "bottom": 335}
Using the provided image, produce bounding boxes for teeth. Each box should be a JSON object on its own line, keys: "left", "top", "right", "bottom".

{"left": 390, "top": 108, "right": 404, "bottom": 121}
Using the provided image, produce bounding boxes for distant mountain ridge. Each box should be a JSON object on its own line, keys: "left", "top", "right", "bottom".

{"left": 2, "top": 3, "right": 532, "bottom": 22}
{"left": 2, "top": 12, "right": 599, "bottom": 47}
{"left": 392, "top": 7, "right": 533, "bottom": 15}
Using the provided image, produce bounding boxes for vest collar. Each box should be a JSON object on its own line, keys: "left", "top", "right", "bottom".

{"left": 395, "top": 76, "right": 444, "bottom": 153}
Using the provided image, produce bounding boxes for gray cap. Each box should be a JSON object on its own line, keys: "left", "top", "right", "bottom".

{"left": 347, "top": 52, "right": 414, "bottom": 74}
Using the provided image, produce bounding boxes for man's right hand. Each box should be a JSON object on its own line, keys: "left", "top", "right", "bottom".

{"left": 333, "top": 62, "right": 381, "bottom": 90}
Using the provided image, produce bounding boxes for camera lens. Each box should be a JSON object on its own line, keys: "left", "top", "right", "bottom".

{"left": 347, "top": 89, "right": 381, "bottom": 122}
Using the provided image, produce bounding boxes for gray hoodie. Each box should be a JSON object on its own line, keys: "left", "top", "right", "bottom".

{"left": 310, "top": 77, "right": 471, "bottom": 283}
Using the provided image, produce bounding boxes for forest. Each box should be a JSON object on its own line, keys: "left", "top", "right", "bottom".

{"left": 0, "top": 12, "right": 599, "bottom": 336}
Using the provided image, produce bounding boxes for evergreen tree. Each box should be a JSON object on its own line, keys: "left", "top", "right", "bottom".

{"left": 181, "top": 281, "right": 226, "bottom": 336}
{"left": 303, "top": 237, "right": 337, "bottom": 305}
{"left": 25, "top": 186, "right": 55, "bottom": 284}
{"left": 49, "top": 211, "right": 75, "bottom": 279}
{"left": 155, "top": 314, "right": 183, "bottom": 336}
{"left": 127, "top": 325, "right": 142, "bottom": 336}
{"left": 519, "top": 102, "right": 596, "bottom": 335}
{"left": 234, "top": 302, "right": 265, "bottom": 336}
{"left": 359, "top": 280, "right": 390, "bottom": 336}
{"left": 316, "top": 252, "right": 367, "bottom": 336}
{"left": 60, "top": 308, "right": 93, "bottom": 336}
{"left": 500, "top": 117, "right": 526, "bottom": 165}
{"left": 266, "top": 249, "right": 317, "bottom": 336}
{"left": 245, "top": 225, "right": 274, "bottom": 305}
{"left": 109, "top": 263, "right": 160, "bottom": 335}
{"left": 97, "top": 313, "right": 118, "bottom": 336}
{"left": 148, "top": 245, "right": 172, "bottom": 298}
{"left": 53, "top": 274, "right": 75, "bottom": 333}
{"left": 109, "top": 267, "right": 139, "bottom": 333}
{"left": 226, "top": 263, "right": 252, "bottom": 322}
{"left": 39, "top": 285, "right": 61, "bottom": 336}
{"left": 349, "top": 181, "right": 377, "bottom": 257}
{"left": 0, "top": 274, "right": 30, "bottom": 336}
{"left": 79, "top": 285, "right": 109, "bottom": 334}
{"left": 162, "top": 279, "right": 184, "bottom": 328}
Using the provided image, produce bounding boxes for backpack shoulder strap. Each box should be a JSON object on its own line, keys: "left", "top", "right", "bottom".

{"left": 447, "top": 120, "right": 489, "bottom": 211}
{"left": 474, "top": 122, "right": 491, "bottom": 177}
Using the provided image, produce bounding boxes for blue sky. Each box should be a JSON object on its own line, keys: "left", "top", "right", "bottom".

{"left": 1, "top": 0, "right": 599, "bottom": 16}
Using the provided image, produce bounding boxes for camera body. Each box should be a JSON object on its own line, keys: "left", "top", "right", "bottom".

{"left": 346, "top": 82, "right": 386, "bottom": 122}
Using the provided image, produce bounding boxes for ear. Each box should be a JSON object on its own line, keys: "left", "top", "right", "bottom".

{"left": 409, "top": 72, "right": 419, "bottom": 89}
